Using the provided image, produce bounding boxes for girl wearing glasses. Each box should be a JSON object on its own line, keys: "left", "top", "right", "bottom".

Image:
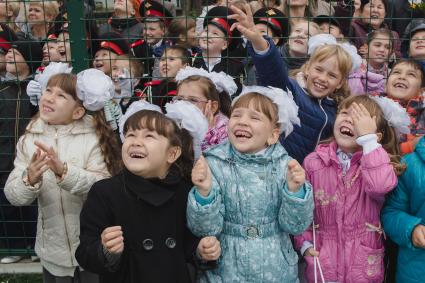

{"left": 173, "top": 67, "right": 237, "bottom": 151}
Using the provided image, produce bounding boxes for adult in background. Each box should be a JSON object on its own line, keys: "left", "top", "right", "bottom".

{"left": 23, "top": 1, "right": 60, "bottom": 40}
{"left": 349, "top": 0, "right": 401, "bottom": 58}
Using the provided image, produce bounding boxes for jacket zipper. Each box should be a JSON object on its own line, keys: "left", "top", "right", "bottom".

{"left": 55, "top": 129, "right": 75, "bottom": 266}
{"left": 315, "top": 99, "right": 328, "bottom": 147}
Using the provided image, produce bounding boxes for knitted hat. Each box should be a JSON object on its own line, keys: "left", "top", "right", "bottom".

{"left": 12, "top": 35, "right": 43, "bottom": 74}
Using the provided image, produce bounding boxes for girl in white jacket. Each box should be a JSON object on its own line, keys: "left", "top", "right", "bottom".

{"left": 4, "top": 69, "right": 121, "bottom": 283}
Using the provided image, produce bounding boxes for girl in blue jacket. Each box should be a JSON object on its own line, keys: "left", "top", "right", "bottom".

{"left": 187, "top": 86, "right": 314, "bottom": 282}
{"left": 381, "top": 136, "right": 425, "bottom": 283}
{"left": 229, "top": 5, "right": 360, "bottom": 163}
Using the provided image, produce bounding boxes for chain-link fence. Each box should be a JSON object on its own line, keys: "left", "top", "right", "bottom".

{"left": 0, "top": 0, "right": 424, "bottom": 260}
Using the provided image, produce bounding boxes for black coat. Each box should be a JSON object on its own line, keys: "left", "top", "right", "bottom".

{"left": 0, "top": 79, "right": 36, "bottom": 186}
{"left": 76, "top": 168, "right": 201, "bottom": 283}
{"left": 192, "top": 56, "right": 245, "bottom": 97}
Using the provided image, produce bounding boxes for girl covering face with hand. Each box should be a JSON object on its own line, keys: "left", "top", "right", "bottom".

{"left": 295, "top": 95, "right": 408, "bottom": 283}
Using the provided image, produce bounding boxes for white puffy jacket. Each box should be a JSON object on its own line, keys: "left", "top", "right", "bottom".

{"left": 4, "top": 115, "right": 109, "bottom": 276}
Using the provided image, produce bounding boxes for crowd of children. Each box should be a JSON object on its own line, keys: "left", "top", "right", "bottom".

{"left": 1, "top": 0, "right": 425, "bottom": 282}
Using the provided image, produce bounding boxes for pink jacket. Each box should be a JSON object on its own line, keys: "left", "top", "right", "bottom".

{"left": 201, "top": 112, "right": 229, "bottom": 152}
{"left": 348, "top": 68, "right": 386, "bottom": 96}
{"left": 295, "top": 141, "right": 397, "bottom": 283}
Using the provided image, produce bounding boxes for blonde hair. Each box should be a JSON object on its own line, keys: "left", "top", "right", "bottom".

{"left": 7, "top": 1, "right": 20, "bottom": 19}
{"left": 29, "top": 1, "right": 59, "bottom": 20}
{"left": 301, "top": 44, "right": 352, "bottom": 105}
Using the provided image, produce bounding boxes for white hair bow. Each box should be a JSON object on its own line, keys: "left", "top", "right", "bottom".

{"left": 165, "top": 100, "right": 209, "bottom": 160}
{"left": 175, "top": 66, "right": 237, "bottom": 96}
{"left": 369, "top": 95, "right": 411, "bottom": 135}
{"left": 308, "top": 34, "right": 362, "bottom": 72}
{"left": 118, "top": 100, "right": 163, "bottom": 142}
{"left": 76, "top": 69, "right": 115, "bottom": 111}
{"left": 234, "top": 86, "right": 300, "bottom": 137}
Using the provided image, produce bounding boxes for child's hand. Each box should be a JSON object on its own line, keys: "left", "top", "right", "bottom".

{"left": 197, "top": 236, "right": 221, "bottom": 261}
{"left": 101, "top": 226, "right": 124, "bottom": 254}
{"left": 286, "top": 159, "right": 305, "bottom": 192}
{"left": 34, "top": 141, "right": 64, "bottom": 177}
{"left": 228, "top": 4, "right": 268, "bottom": 51}
{"left": 192, "top": 155, "right": 212, "bottom": 196}
{"left": 304, "top": 247, "right": 320, "bottom": 257}
{"left": 350, "top": 102, "right": 377, "bottom": 137}
{"left": 27, "top": 148, "right": 49, "bottom": 186}
{"left": 412, "top": 224, "right": 425, "bottom": 249}
{"left": 359, "top": 43, "right": 369, "bottom": 58}
{"left": 204, "top": 101, "right": 215, "bottom": 128}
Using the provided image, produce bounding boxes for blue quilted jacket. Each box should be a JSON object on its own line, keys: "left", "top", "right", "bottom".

{"left": 187, "top": 142, "right": 313, "bottom": 282}
{"left": 382, "top": 137, "right": 425, "bottom": 283}
{"left": 247, "top": 38, "right": 337, "bottom": 163}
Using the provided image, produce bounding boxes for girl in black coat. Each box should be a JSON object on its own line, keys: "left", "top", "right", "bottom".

{"left": 76, "top": 109, "right": 220, "bottom": 283}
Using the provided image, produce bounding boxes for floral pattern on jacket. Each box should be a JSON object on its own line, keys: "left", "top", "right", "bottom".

{"left": 187, "top": 142, "right": 314, "bottom": 282}
{"left": 295, "top": 141, "right": 397, "bottom": 283}
{"left": 201, "top": 112, "right": 229, "bottom": 152}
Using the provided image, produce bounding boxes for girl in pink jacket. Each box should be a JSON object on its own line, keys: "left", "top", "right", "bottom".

{"left": 348, "top": 28, "right": 394, "bottom": 96}
{"left": 295, "top": 95, "right": 408, "bottom": 283}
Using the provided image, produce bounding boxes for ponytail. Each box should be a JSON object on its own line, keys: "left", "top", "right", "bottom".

{"left": 92, "top": 111, "right": 122, "bottom": 175}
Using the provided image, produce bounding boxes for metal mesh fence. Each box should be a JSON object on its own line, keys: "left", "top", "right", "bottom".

{"left": 0, "top": 0, "right": 424, "bottom": 258}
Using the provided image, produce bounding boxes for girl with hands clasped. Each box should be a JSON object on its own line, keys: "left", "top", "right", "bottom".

{"left": 294, "top": 95, "right": 409, "bottom": 283}
{"left": 229, "top": 5, "right": 362, "bottom": 163}
{"left": 76, "top": 100, "right": 221, "bottom": 283}
{"left": 4, "top": 67, "right": 121, "bottom": 283}
{"left": 187, "top": 86, "right": 314, "bottom": 282}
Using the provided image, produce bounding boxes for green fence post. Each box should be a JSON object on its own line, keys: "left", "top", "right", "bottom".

{"left": 67, "top": 0, "right": 89, "bottom": 72}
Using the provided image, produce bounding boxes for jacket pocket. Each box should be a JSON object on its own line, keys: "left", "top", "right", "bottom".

{"left": 349, "top": 243, "right": 384, "bottom": 282}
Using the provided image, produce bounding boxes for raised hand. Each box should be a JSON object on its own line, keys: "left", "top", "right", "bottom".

{"left": 228, "top": 4, "right": 268, "bottom": 51}
{"left": 192, "top": 155, "right": 212, "bottom": 197}
{"left": 27, "top": 148, "right": 50, "bottom": 186}
{"left": 197, "top": 236, "right": 221, "bottom": 261}
{"left": 286, "top": 159, "right": 305, "bottom": 192}
{"left": 412, "top": 224, "right": 425, "bottom": 249}
{"left": 34, "top": 141, "right": 64, "bottom": 177}
{"left": 350, "top": 102, "right": 377, "bottom": 137}
{"left": 101, "top": 226, "right": 124, "bottom": 254}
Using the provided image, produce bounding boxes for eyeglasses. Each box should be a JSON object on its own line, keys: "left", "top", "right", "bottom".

{"left": 172, "top": 96, "right": 208, "bottom": 105}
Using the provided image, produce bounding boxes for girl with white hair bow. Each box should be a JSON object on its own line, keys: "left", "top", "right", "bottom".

{"left": 5, "top": 68, "right": 121, "bottom": 282}
{"left": 75, "top": 99, "right": 219, "bottom": 283}
{"left": 228, "top": 5, "right": 362, "bottom": 163}
{"left": 174, "top": 66, "right": 238, "bottom": 151}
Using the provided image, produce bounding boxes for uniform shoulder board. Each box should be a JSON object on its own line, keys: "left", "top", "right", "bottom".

{"left": 130, "top": 39, "right": 145, "bottom": 49}
{"left": 144, "top": 80, "right": 162, "bottom": 87}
